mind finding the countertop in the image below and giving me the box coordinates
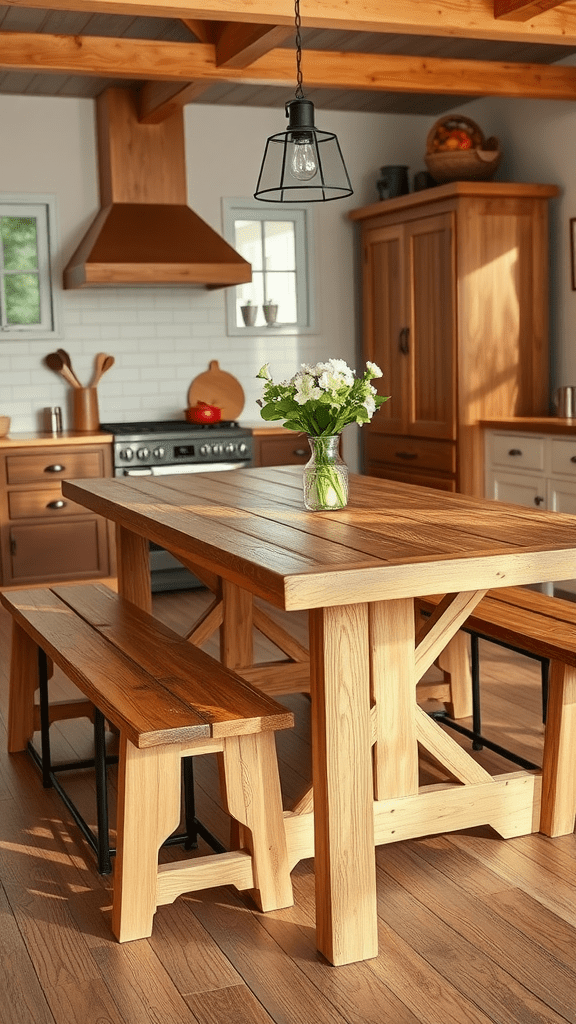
[481,417,576,435]
[0,430,113,449]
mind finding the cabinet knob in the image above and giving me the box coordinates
[395,451,418,460]
[45,464,65,473]
[534,495,545,506]
[508,449,522,457]
[571,456,576,463]
[47,499,66,510]
[293,448,307,457]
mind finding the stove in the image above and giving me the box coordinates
[100,419,254,591]
[100,419,254,476]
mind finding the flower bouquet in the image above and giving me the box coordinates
[257,359,388,510]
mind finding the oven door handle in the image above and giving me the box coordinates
[121,461,251,477]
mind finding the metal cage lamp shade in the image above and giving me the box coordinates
[254,98,353,203]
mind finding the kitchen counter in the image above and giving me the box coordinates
[0,429,113,449]
[480,417,576,435]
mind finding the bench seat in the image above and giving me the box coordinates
[1,583,295,941]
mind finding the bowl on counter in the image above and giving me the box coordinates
[185,403,222,424]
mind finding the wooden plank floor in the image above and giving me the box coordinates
[1,587,576,1024]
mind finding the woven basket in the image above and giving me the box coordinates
[424,115,501,183]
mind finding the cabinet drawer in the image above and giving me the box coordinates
[257,435,310,466]
[551,439,576,478]
[6,449,106,485]
[489,433,545,472]
[8,488,87,520]
[367,464,456,491]
[365,435,456,474]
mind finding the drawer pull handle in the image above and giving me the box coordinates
[399,326,410,355]
[396,451,418,460]
[571,456,576,463]
[45,464,65,473]
[534,495,545,506]
[294,449,307,457]
[508,449,522,457]
[47,500,66,510]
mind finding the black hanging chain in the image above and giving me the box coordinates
[294,0,304,99]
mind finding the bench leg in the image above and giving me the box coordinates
[8,622,39,753]
[112,737,181,942]
[437,630,473,720]
[220,731,293,913]
[540,661,576,838]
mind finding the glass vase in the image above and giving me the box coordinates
[303,435,348,511]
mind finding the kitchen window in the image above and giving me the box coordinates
[0,195,58,339]
[223,198,315,335]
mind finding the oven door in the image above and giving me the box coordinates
[116,458,252,590]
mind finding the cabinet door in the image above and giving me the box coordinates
[255,434,309,466]
[405,213,456,439]
[7,518,110,584]
[363,223,406,435]
[486,470,546,510]
[548,477,576,515]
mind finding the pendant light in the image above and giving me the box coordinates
[254,0,353,203]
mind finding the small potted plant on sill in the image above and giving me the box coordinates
[262,299,278,327]
[240,300,258,327]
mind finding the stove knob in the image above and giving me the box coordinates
[137,447,150,461]
[225,442,235,454]
[152,447,165,459]
[199,444,210,456]
[119,447,134,461]
[212,443,223,456]
[238,442,248,455]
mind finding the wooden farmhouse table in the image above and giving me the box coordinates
[62,466,576,966]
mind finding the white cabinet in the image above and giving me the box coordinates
[485,430,576,594]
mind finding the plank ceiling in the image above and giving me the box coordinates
[2,1,576,115]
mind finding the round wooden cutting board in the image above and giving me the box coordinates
[187,360,245,421]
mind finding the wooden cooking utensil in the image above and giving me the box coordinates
[56,348,82,388]
[91,352,115,386]
[187,360,245,421]
[45,351,80,388]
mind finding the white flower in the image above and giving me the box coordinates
[363,394,376,415]
[294,373,322,405]
[257,363,271,380]
[366,361,383,379]
[318,369,348,394]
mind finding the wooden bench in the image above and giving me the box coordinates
[1,583,295,942]
[416,585,576,836]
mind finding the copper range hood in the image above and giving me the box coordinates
[64,88,252,289]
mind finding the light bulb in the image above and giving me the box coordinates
[290,140,318,181]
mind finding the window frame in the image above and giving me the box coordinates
[0,193,59,341]
[222,197,316,337]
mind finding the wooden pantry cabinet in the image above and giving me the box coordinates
[0,433,115,587]
[349,181,558,496]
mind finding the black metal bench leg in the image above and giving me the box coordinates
[183,756,198,850]
[93,709,112,875]
[37,648,53,788]
[542,658,550,724]
[470,633,483,751]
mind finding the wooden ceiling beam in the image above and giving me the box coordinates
[138,79,212,122]
[494,1,570,20]
[3,33,576,104]
[211,22,293,69]
[5,0,576,46]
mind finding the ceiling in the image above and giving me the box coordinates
[2,0,576,117]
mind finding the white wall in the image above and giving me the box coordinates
[0,94,429,470]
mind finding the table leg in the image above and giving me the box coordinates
[309,602,377,966]
[220,579,253,669]
[115,524,152,612]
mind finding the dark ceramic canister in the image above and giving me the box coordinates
[377,165,409,200]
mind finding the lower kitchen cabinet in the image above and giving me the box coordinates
[0,434,115,587]
[484,426,576,593]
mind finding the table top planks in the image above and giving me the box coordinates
[62,468,576,611]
